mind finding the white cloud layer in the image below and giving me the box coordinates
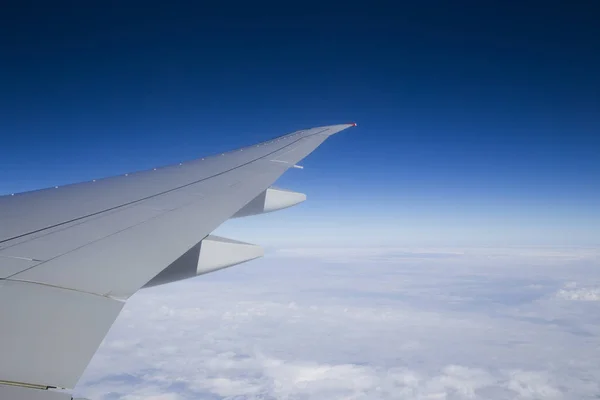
[75,246,600,399]
[557,282,600,301]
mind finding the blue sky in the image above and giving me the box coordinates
[1,2,598,246]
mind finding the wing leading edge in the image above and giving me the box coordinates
[0,123,356,397]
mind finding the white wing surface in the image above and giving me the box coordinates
[0,123,356,399]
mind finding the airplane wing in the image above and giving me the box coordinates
[0,123,356,399]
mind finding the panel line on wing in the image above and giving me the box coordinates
[3,277,126,301]
[0,130,327,246]
[0,255,42,262]
[3,136,321,280]
[3,204,185,280]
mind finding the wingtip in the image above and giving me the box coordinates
[327,122,357,135]
[311,122,357,136]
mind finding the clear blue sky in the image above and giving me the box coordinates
[1,2,598,246]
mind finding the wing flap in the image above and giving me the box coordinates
[0,279,124,389]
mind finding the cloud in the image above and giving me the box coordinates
[271,246,599,272]
[507,370,561,399]
[74,246,600,399]
[122,394,183,400]
[272,247,465,264]
[556,283,600,301]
